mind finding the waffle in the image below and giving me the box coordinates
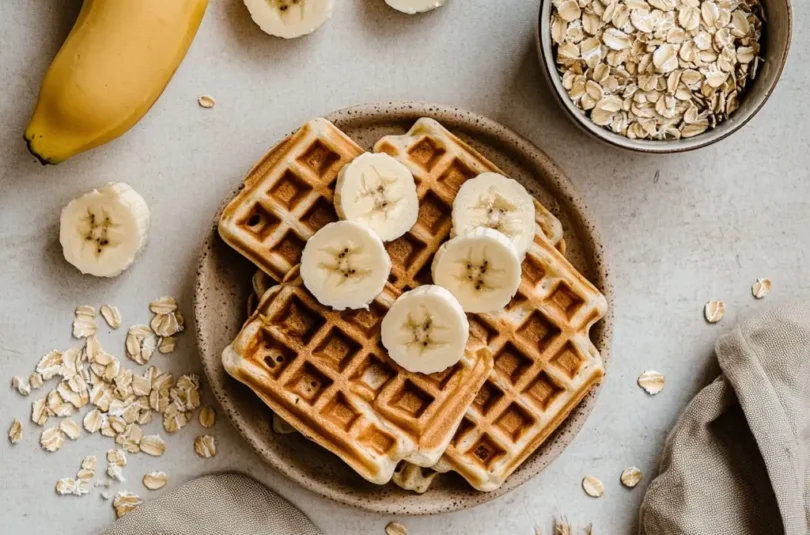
[220,117,605,491]
[218,118,364,282]
[373,118,565,257]
[377,119,607,492]
[223,270,493,485]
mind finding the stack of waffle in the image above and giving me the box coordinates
[218,117,607,492]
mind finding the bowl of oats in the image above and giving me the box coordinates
[537,0,792,152]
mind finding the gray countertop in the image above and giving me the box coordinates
[1,0,808,533]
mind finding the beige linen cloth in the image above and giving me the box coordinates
[640,302,810,535]
[102,472,322,535]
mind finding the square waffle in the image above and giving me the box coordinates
[223,270,494,485]
[218,118,364,282]
[376,120,607,492]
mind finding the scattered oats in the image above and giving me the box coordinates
[78,455,97,481]
[32,398,48,426]
[41,427,65,452]
[199,406,216,429]
[73,305,97,338]
[149,296,178,315]
[126,325,157,365]
[60,419,82,440]
[100,305,122,329]
[37,350,63,380]
[194,435,217,458]
[11,375,31,396]
[107,449,128,482]
[113,491,142,518]
[8,419,22,444]
[163,403,191,433]
[101,490,113,500]
[48,389,75,417]
[752,278,771,299]
[143,471,168,490]
[582,476,605,498]
[132,373,152,397]
[29,372,43,390]
[116,423,144,453]
[704,300,726,323]
[198,95,216,109]
[638,370,666,395]
[621,466,643,488]
[385,521,408,535]
[158,336,176,354]
[140,434,166,457]
[56,478,78,496]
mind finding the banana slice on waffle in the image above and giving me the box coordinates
[300,220,391,310]
[452,172,537,258]
[334,152,419,241]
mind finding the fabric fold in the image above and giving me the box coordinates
[102,472,322,535]
[640,301,810,535]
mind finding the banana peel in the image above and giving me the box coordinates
[25,0,208,165]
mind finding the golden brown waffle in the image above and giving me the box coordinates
[377,119,606,492]
[429,233,607,491]
[373,117,565,258]
[218,118,364,282]
[222,269,494,485]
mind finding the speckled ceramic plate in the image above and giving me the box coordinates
[194,102,613,515]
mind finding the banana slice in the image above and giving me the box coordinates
[59,182,151,278]
[432,228,522,314]
[300,221,391,310]
[334,153,419,242]
[452,172,537,258]
[244,0,333,39]
[381,285,469,375]
[386,0,448,14]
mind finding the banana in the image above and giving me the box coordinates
[300,221,391,310]
[451,172,537,258]
[381,285,469,375]
[244,0,333,39]
[386,0,448,14]
[60,183,151,278]
[431,227,522,314]
[24,0,208,165]
[334,153,419,242]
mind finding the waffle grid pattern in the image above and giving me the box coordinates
[218,118,364,282]
[224,279,493,484]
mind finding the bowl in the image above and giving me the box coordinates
[535,0,792,153]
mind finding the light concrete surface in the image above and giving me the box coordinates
[1,0,808,533]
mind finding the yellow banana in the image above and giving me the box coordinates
[25,0,208,164]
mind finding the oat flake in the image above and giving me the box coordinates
[385,521,408,535]
[143,471,168,490]
[100,305,122,329]
[60,419,82,440]
[752,278,771,299]
[8,419,22,444]
[621,466,643,488]
[638,370,665,395]
[582,476,605,497]
[704,300,726,323]
[199,406,216,429]
[194,435,217,458]
[41,427,65,452]
[113,491,142,518]
[140,434,166,457]
[198,95,216,109]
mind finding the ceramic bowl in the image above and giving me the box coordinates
[535,0,792,153]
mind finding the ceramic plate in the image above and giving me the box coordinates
[194,102,613,515]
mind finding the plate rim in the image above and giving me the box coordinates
[194,101,614,515]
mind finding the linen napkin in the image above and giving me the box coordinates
[639,301,810,535]
[102,472,322,535]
